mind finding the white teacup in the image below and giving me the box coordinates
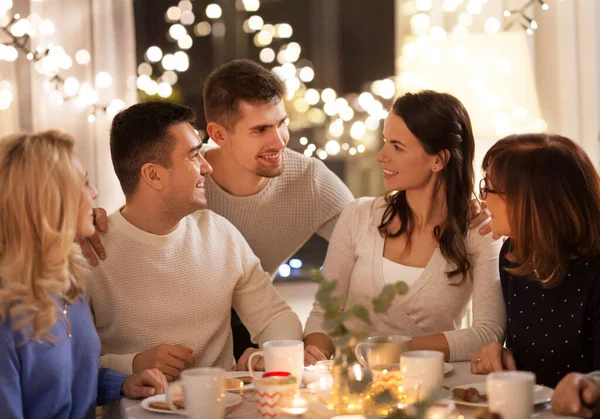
[400,350,444,400]
[248,340,304,382]
[166,367,226,418]
[355,335,412,368]
[487,371,535,419]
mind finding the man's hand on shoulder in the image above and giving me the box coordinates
[78,207,108,266]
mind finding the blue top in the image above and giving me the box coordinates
[501,239,600,387]
[0,295,129,419]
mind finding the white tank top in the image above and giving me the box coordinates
[382,258,425,287]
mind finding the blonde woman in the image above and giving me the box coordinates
[0,131,166,419]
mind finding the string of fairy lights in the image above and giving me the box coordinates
[137,0,555,159]
[0,0,558,137]
[0,1,128,121]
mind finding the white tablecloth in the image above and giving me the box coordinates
[120,362,574,419]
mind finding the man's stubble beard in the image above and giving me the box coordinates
[254,161,285,178]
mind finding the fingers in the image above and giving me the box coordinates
[87,230,106,261]
[157,370,168,394]
[472,360,486,374]
[492,233,502,241]
[468,200,481,225]
[236,348,258,372]
[93,208,108,232]
[503,350,517,371]
[145,368,168,394]
[169,345,195,366]
[470,354,485,374]
[304,346,328,366]
[234,362,250,372]
[165,357,186,371]
[480,348,496,374]
[165,374,175,382]
[581,379,600,406]
[577,407,593,419]
[254,358,265,371]
[79,239,99,266]
[552,373,593,418]
[478,223,492,236]
[304,352,320,366]
[158,363,181,378]
[470,343,505,374]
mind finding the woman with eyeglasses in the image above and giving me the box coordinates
[303,91,506,364]
[470,133,600,390]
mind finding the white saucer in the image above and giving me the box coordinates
[141,392,242,415]
[444,362,454,375]
[451,382,553,407]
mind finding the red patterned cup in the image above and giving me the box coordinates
[255,377,299,419]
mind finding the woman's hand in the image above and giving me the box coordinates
[121,368,168,399]
[304,345,330,365]
[470,342,516,374]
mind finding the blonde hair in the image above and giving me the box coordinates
[0,130,87,342]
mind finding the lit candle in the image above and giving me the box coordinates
[279,393,308,416]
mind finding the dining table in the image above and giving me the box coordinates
[120,362,577,419]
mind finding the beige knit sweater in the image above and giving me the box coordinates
[203,145,355,276]
[304,197,507,361]
[88,209,303,374]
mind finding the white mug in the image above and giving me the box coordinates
[400,350,444,400]
[166,367,226,418]
[248,340,304,381]
[354,335,412,368]
[487,371,535,419]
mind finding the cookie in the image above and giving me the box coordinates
[239,376,254,385]
[227,377,244,390]
[149,399,184,410]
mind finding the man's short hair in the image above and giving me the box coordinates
[203,59,285,131]
[110,101,196,196]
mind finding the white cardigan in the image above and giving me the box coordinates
[304,197,506,361]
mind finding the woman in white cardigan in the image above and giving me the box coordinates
[304,91,506,363]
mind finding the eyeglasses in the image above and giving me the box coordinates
[479,178,505,200]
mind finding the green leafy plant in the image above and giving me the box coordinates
[313,270,444,419]
[312,269,408,365]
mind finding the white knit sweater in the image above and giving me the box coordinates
[304,197,507,362]
[88,209,303,375]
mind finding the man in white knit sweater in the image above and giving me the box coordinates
[88,102,302,390]
[85,60,355,364]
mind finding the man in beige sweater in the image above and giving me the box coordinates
[88,102,302,387]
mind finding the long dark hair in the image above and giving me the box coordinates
[378,91,475,284]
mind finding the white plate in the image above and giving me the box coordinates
[141,392,242,415]
[226,371,263,392]
[444,362,454,375]
[451,381,554,407]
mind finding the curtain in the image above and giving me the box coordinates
[10,0,137,211]
[535,0,600,168]
[394,0,600,168]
